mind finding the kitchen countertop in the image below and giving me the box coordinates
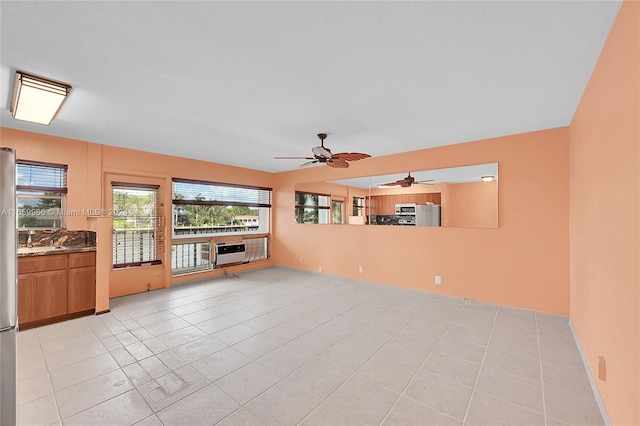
[18,246,97,257]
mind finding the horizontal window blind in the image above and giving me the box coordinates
[173,178,271,207]
[17,160,68,193]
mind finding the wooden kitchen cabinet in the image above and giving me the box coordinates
[18,251,96,330]
[68,252,96,314]
[17,274,35,324]
[33,270,68,320]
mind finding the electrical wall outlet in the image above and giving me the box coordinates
[319,266,323,273]
[299,256,303,263]
[358,266,363,273]
[435,275,442,285]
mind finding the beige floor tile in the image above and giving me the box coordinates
[404,370,472,421]
[110,347,138,368]
[435,336,487,364]
[287,357,352,399]
[256,343,314,379]
[157,325,207,348]
[299,401,365,426]
[123,362,153,387]
[232,331,290,359]
[422,351,481,388]
[156,384,239,425]
[154,349,185,370]
[17,395,59,426]
[212,324,260,345]
[215,361,283,405]
[63,390,152,426]
[488,331,540,360]
[137,365,209,412]
[475,366,543,413]
[192,346,252,382]
[134,414,163,426]
[245,379,323,425]
[327,375,399,426]
[382,396,461,426]
[357,350,422,393]
[544,384,605,425]
[465,392,544,426]
[17,270,604,426]
[42,340,107,371]
[216,408,265,426]
[17,372,53,405]
[50,352,119,391]
[542,360,594,398]
[194,315,238,334]
[181,308,222,325]
[445,324,491,346]
[17,354,47,381]
[173,335,227,363]
[483,347,541,382]
[56,369,133,419]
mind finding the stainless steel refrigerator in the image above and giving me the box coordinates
[0,147,17,425]
[415,204,441,227]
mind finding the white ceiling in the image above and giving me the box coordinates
[0,1,621,173]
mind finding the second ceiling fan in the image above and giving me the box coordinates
[274,133,371,168]
[378,172,434,188]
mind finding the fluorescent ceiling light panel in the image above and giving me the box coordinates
[11,72,71,125]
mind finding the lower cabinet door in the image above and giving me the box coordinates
[18,274,35,324]
[33,270,68,321]
[68,267,96,313]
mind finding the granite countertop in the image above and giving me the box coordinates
[18,229,97,257]
[18,246,96,257]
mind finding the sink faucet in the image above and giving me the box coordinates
[26,230,33,248]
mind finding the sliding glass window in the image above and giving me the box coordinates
[172,178,271,236]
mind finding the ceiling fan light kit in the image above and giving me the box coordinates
[275,133,370,169]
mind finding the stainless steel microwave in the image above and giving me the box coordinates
[395,203,416,215]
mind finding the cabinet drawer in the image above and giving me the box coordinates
[19,254,68,274]
[69,252,96,268]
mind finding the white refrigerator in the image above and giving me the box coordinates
[0,147,17,425]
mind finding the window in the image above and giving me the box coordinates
[112,184,162,268]
[172,240,211,274]
[352,197,365,216]
[295,192,330,224]
[331,200,343,224]
[172,179,271,236]
[16,160,67,229]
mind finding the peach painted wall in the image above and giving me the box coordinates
[568,1,639,424]
[1,127,275,310]
[447,181,498,228]
[273,127,570,315]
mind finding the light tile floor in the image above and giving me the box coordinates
[17,267,605,426]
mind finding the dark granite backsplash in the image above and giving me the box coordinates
[18,229,96,248]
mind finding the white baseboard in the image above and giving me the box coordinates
[569,319,611,426]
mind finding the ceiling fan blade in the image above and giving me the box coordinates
[274,156,315,160]
[331,152,371,161]
[312,146,332,158]
[327,159,349,168]
[299,160,320,168]
[415,179,435,185]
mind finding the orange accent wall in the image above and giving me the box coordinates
[569,1,640,424]
[273,127,570,315]
[447,181,498,228]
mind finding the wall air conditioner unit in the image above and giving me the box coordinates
[215,243,246,266]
